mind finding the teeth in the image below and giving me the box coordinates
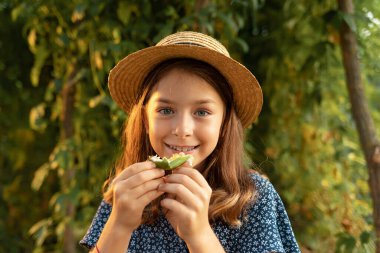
[169,145,195,152]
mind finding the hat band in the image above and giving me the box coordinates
[173,42,205,47]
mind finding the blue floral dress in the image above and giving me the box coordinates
[80,173,300,252]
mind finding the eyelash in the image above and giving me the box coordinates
[157,108,211,117]
[195,110,210,117]
[158,108,174,115]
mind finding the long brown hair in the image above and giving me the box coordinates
[104,59,256,226]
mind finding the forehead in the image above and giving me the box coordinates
[157,68,216,92]
[148,68,224,105]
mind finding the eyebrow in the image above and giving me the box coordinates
[156,98,217,105]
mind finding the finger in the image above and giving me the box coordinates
[113,161,156,183]
[160,197,187,214]
[163,174,202,196]
[125,168,165,189]
[134,177,165,199]
[138,189,165,207]
[112,178,163,205]
[182,160,192,167]
[162,177,176,200]
[173,166,211,190]
[158,182,195,206]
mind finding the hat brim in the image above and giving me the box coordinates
[108,44,263,128]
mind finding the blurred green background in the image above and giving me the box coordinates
[1,0,379,252]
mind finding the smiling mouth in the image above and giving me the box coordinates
[167,144,198,152]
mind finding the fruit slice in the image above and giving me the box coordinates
[149,153,193,170]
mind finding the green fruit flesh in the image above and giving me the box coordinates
[149,155,192,170]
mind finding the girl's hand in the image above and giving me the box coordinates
[108,161,165,231]
[158,165,213,245]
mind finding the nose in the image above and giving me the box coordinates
[171,113,194,138]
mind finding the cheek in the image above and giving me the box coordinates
[147,119,169,138]
[200,120,223,142]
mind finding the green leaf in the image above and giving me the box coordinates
[11,3,26,21]
[235,38,249,53]
[360,231,371,244]
[28,218,52,246]
[88,94,105,108]
[31,163,50,191]
[117,2,138,25]
[30,46,50,86]
[335,232,356,253]
[29,103,48,132]
[49,192,65,213]
[55,220,66,238]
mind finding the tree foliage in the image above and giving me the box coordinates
[0,0,379,252]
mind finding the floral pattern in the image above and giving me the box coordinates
[80,174,300,253]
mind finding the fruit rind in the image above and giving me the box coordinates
[149,153,193,170]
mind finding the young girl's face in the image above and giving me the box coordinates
[144,68,225,170]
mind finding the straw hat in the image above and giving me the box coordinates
[108,31,263,128]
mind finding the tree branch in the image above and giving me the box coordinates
[61,67,77,253]
[337,0,380,251]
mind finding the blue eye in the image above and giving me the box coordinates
[158,108,173,115]
[195,110,210,117]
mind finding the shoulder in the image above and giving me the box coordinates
[246,172,287,218]
[249,171,270,186]
[249,172,277,198]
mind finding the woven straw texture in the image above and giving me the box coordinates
[108,31,263,128]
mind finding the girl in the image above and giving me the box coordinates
[80,31,300,253]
